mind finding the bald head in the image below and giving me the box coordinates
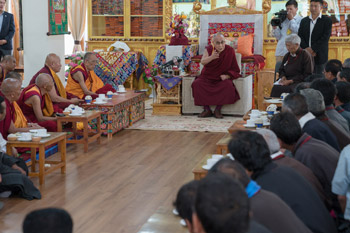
[1,78,22,102]
[1,55,16,71]
[211,33,226,53]
[35,73,54,88]
[212,32,225,41]
[83,52,96,62]
[45,53,59,65]
[45,53,62,73]
[2,55,15,63]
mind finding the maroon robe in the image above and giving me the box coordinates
[0,91,14,139]
[17,84,57,132]
[192,45,241,106]
[30,65,78,109]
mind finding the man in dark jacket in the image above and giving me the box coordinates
[0,0,15,55]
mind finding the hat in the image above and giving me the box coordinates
[300,88,325,114]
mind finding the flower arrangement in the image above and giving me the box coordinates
[65,53,84,78]
[142,65,158,85]
[167,14,189,36]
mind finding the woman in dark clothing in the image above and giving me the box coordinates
[271,34,313,97]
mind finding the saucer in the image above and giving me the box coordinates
[18,138,31,142]
[202,165,211,170]
[243,124,256,128]
[263,122,270,126]
[94,101,106,104]
[37,134,51,138]
[118,90,127,93]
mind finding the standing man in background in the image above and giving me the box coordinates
[273,0,302,63]
[298,0,332,74]
[0,0,14,56]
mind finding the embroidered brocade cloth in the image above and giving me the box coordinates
[94,51,149,90]
[153,75,182,90]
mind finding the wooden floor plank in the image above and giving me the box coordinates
[0,130,224,233]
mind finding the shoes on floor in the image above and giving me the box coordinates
[214,109,223,119]
[198,109,213,118]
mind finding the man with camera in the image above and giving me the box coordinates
[298,0,332,74]
[272,0,302,63]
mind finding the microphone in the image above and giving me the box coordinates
[161,57,183,68]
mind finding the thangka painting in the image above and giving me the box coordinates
[48,0,68,35]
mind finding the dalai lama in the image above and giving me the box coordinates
[192,33,241,119]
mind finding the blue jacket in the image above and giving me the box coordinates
[0,11,15,51]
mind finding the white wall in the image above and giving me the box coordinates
[22,0,65,86]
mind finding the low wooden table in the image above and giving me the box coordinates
[192,154,212,180]
[57,110,102,153]
[216,133,231,155]
[6,132,67,185]
[82,90,146,138]
[227,120,251,134]
[262,98,282,111]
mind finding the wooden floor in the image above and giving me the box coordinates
[0,130,224,233]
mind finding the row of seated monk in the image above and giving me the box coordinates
[0,52,116,145]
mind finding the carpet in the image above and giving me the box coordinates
[127,100,239,133]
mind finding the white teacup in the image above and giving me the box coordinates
[246,119,255,126]
[20,132,32,140]
[98,94,106,99]
[250,114,261,120]
[251,109,260,115]
[95,97,103,103]
[212,154,224,160]
[37,129,47,136]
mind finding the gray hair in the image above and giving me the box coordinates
[285,34,301,45]
[256,128,281,154]
[343,58,350,68]
[212,32,225,41]
[300,88,325,115]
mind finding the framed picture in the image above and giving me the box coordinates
[48,0,69,35]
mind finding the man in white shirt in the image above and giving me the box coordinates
[273,0,302,63]
[298,0,332,74]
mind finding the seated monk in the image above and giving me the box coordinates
[17,74,57,132]
[65,52,115,99]
[30,53,81,110]
[0,78,42,139]
[192,33,241,119]
[5,71,22,82]
[0,55,16,85]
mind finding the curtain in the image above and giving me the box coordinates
[67,0,87,53]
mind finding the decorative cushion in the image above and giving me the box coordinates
[237,34,254,57]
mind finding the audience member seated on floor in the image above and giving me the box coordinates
[337,67,350,83]
[334,81,350,127]
[4,71,22,82]
[17,74,57,132]
[23,208,72,233]
[270,112,340,213]
[30,53,81,110]
[294,82,311,93]
[282,93,340,151]
[256,128,328,207]
[343,58,350,68]
[0,78,42,139]
[335,79,350,111]
[65,52,115,99]
[270,34,313,97]
[0,55,16,84]
[0,95,17,156]
[209,158,312,233]
[301,88,350,150]
[228,130,337,233]
[193,173,272,233]
[174,180,199,232]
[311,78,349,132]
[323,59,342,83]
[175,176,272,233]
[0,151,41,200]
[191,33,241,119]
[332,145,350,221]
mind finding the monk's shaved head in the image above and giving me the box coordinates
[35,73,54,87]
[1,78,21,95]
[212,33,225,42]
[5,71,22,81]
[84,52,96,62]
[2,55,15,63]
[45,53,59,65]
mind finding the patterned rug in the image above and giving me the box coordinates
[127,100,239,133]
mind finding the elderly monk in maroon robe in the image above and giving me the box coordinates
[0,78,42,139]
[0,55,16,85]
[192,33,241,118]
[17,74,57,132]
[30,53,81,110]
